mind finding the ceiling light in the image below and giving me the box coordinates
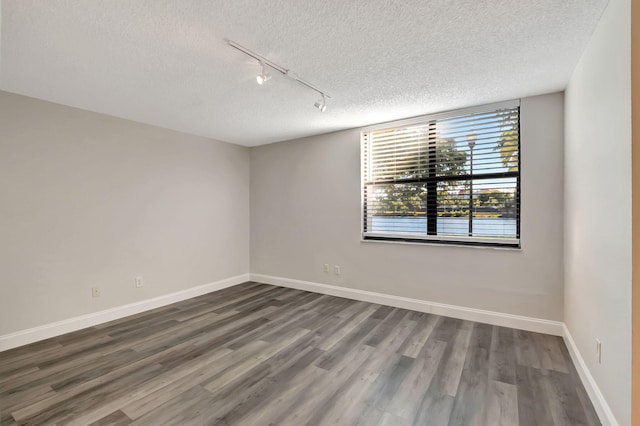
[314,94,327,112]
[256,62,271,85]
[226,39,332,111]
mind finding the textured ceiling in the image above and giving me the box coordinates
[0,0,607,146]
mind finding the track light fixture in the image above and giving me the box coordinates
[314,94,327,112]
[226,39,331,112]
[256,62,271,85]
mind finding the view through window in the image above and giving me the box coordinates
[361,101,520,247]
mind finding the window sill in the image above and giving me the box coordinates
[360,237,522,251]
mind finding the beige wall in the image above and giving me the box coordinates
[564,0,632,424]
[0,91,250,335]
[633,0,640,421]
[250,92,565,321]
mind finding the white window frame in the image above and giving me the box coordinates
[360,99,521,248]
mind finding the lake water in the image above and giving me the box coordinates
[371,216,517,237]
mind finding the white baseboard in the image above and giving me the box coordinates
[0,273,250,352]
[250,273,564,336]
[562,324,618,426]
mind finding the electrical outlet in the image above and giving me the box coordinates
[334,265,341,275]
[135,276,144,288]
[323,264,329,273]
[596,339,602,364]
[92,287,101,298]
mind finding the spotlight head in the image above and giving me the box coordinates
[314,101,327,112]
[256,72,271,85]
[256,62,271,85]
[314,95,327,112]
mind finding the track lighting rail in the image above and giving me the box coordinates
[225,39,331,111]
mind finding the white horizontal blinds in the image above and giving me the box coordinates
[361,131,372,233]
[368,123,431,183]
[361,102,520,245]
[435,108,519,176]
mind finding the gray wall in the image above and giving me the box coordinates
[0,91,250,335]
[564,0,631,423]
[251,92,565,321]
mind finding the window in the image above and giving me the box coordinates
[361,100,520,247]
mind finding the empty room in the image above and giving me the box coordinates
[0,0,637,425]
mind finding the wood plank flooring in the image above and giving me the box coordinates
[0,282,600,425]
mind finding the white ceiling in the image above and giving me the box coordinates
[0,0,607,146]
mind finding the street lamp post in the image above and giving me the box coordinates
[467,131,477,237]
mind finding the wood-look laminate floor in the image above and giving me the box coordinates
[0,282,600,426]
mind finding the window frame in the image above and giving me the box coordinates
[360,99,521,248]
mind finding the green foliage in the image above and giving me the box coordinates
[495,110,519,172]
[436,138,467,176]
[372,183,427,215]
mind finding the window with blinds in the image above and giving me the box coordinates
[361,100,520,247]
